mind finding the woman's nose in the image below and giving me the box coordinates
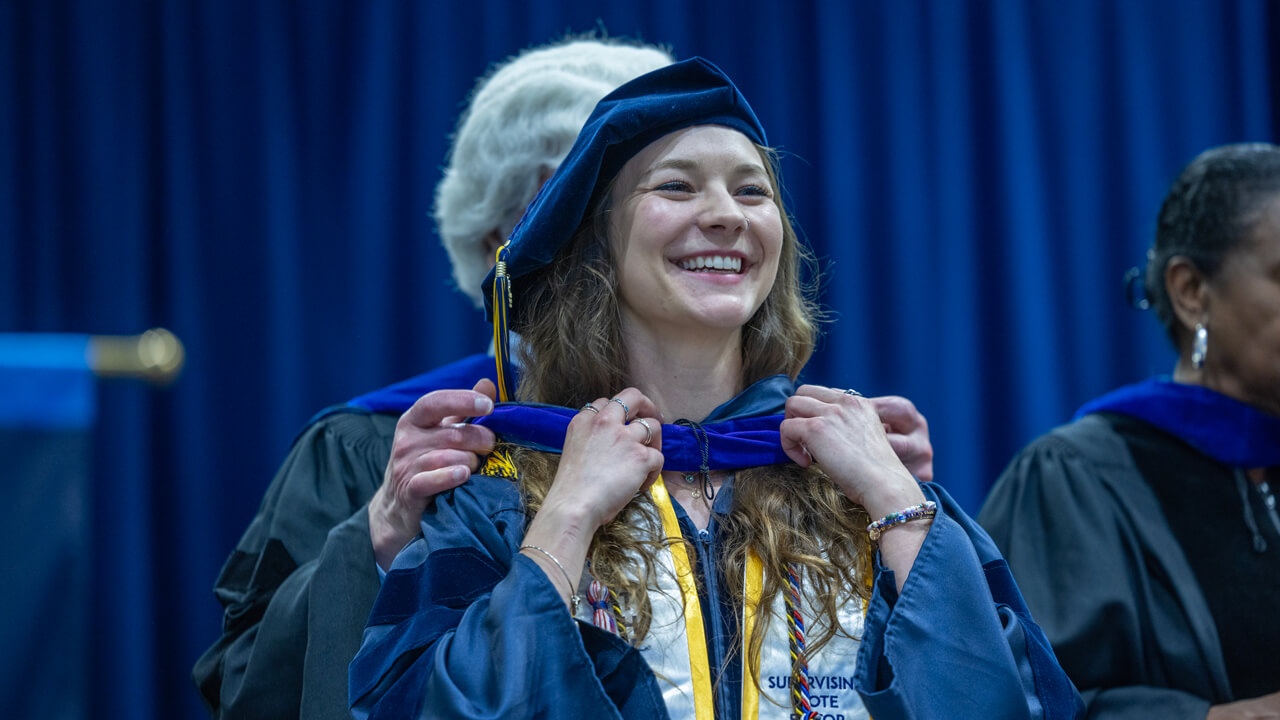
[698,189,747,234]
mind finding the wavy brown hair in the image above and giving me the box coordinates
[508,144,873,689]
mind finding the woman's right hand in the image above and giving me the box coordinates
[519,388,663,610]
[540,387,665,534]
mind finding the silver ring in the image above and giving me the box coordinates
[633,417,653,445]
[581,403,599,414]
[743,216,751,232]
[844,388,863,397]
[610,398,630,419]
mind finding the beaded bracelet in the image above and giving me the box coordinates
[867,500,938,541]
[519,544,582,615]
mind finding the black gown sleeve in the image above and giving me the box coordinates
[978,419,1218,720]
[192,410,396,720]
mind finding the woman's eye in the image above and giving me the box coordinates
[655,181,693,193]
[737,184,770,197]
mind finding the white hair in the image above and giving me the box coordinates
[434,37,674,308]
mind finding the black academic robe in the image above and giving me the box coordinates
[193,409,393,720]
[193,352,501,720]
[978,412,1269,719]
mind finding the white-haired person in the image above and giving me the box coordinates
[192,37,673,720]
[350,58,1080,720]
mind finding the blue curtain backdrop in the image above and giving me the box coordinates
[2,1,1275,719]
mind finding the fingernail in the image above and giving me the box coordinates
[475,397,493,414]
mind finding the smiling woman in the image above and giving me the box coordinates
[349,58,1082,720]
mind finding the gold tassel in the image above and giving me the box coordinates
[491,244,514,402]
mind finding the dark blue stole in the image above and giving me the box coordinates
[473,405,792,473]
[470,374,798,473]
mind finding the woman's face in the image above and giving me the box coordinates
[608,126,783,342]
[1201,191,1280,416]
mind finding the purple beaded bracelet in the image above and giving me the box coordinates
[867,500,938,541]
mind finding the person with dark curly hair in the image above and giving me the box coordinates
[981,143,1280,719]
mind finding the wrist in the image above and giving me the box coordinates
[534,495,600,543]
[518,544,583,615]
[369,488,417,571]
[860,481,927,523]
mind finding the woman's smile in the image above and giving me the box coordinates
[675,251,746,274]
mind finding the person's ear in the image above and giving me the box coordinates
[1165,255,1209,333]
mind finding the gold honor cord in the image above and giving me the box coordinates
[650,478,766,720]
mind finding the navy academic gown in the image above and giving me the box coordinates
[350,376,1082,720]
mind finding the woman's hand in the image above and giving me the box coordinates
[780,385,929,590]
[520,387,663,610]
[540,387,665,535]
[780,385,923,518]
[369,379,498,571]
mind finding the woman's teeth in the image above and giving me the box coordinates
[678,256,742,273]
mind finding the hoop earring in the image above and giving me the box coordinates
[1191,323,1208,370]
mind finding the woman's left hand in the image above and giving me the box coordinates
[779,384,925,519]
[782,385,931,590]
